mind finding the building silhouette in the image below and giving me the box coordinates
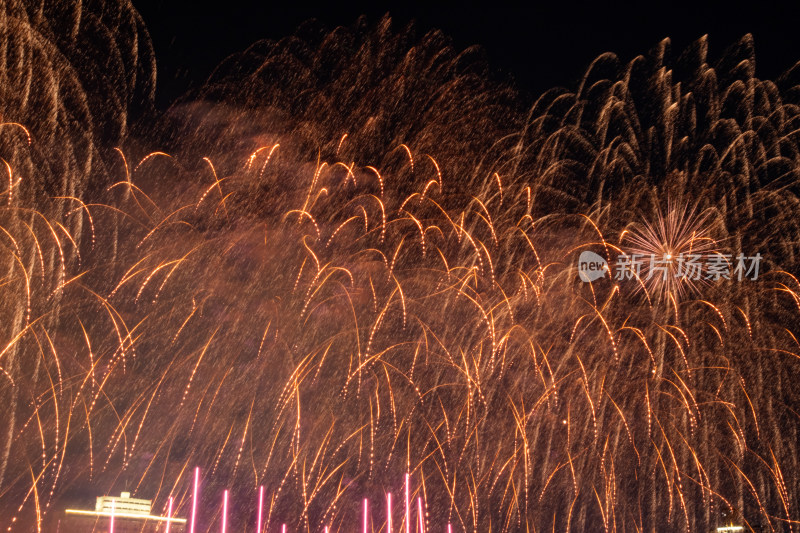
[62,492,186,532]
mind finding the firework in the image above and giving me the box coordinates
[0,4,798,533]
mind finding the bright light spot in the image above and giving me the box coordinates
[65,510,186,524]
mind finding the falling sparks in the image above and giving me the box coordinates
[0,4,797,533]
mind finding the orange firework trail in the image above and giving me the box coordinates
[0,2,799,532]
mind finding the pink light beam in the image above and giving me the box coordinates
[221,490,228,533]
[190,467,200,533]
[165,497,174,533]
[109,498,115,533]
[256,486,264,533]
[405,474,410,533]
[387,492,393,533]
[417,497,424,533]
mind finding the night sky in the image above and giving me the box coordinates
[134,0,800,108]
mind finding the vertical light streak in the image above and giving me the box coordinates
[190,467,200,533]
[386,492,393,533]
[417,497,424,533]
[363,498,368,533]
[108,498,115,533]
[165,497,174,533]
[405,474,410,533]
[256,485,264,533]
[221,490,228,533]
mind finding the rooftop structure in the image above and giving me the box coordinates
[63,492,186,532]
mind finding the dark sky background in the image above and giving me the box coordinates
[133,1,800,108]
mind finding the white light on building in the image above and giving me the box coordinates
[65,491,186,530]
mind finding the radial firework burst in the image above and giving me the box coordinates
[619,203,720,300]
